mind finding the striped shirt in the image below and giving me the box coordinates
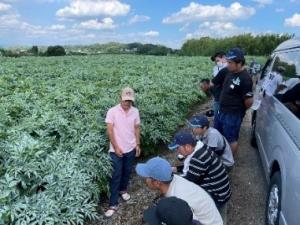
[183,144,231,205]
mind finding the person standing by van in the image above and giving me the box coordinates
[214,48,253,156]
[210,52,228,116]
[211,52,227,77]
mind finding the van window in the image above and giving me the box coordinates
[272,51,299,80]
[274,49,300,118]
[260,57,273,80]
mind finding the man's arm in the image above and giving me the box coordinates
[243,75,254,109]
[184,158,206,184]
[107,123,123,157]
[135,124,141,157]
[207,135,224,156]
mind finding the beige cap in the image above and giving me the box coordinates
[121,87,135,102]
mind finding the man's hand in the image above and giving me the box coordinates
[244,97,254,109]
[172,167,177,173]
[135,145,141,157]
[115,147,123,157]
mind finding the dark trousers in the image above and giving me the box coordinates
[214,111,245,143]
[109,150,136,207]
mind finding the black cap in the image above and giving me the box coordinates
[211,51,226,62]
[143,197,194,225]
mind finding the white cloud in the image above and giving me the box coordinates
[56,0,130,18]
[252,0,273,7]
[179,23,190,32]
[74,18,116,30]
[140,30,159,37]
[285,13,300,27]
[162,2,255,24]
[49,24,66,30]
[0,2,11,12]
[129,15,150,24]
[185,21,250,39]
[0,14,20,29]
[0,14,49,37]
[36,0,69,3]
[200,21,237,30]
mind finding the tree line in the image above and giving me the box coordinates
[180,33,294,56]
[0,33,295,57]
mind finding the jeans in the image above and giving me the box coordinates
[214,111,245,143]
[213,100,220,115]
[213,100,220,123]
[109,149,136,207]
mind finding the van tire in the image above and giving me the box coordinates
[265,172,282,225]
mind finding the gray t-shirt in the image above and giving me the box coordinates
[198,127,234,167]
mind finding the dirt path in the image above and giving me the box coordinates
[92,104,267,225]
[227,111,267,225]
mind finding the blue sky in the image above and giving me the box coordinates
[0,0,300,48]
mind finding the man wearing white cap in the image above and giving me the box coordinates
[105,87,141,217]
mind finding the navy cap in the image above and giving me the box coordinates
[143,197,194,225]
[168,131,196,151]
[188,115,209,128]
[226,48,245,61]
[136,157,173,182]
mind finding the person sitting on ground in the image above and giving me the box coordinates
[143,196,202,225]
[136,157,223,225]
[168,131,231,207]
[188,115,234,169]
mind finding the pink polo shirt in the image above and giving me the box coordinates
[105,104,141,154]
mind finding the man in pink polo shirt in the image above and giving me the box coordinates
[104,87,141,217]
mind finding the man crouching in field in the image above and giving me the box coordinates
[104,87,141,217]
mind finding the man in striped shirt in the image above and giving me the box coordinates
[169,131,231,207]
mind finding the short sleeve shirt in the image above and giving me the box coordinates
[219,69,253,114]
[201,128,234,167]
[105,104,140,153]
[211,67,229,101]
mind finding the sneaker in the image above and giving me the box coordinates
[104,206,118,218]
[120,192,131,201]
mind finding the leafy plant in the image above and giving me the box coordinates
[0,55,210,224]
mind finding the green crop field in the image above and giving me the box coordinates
[0,55,214,225]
